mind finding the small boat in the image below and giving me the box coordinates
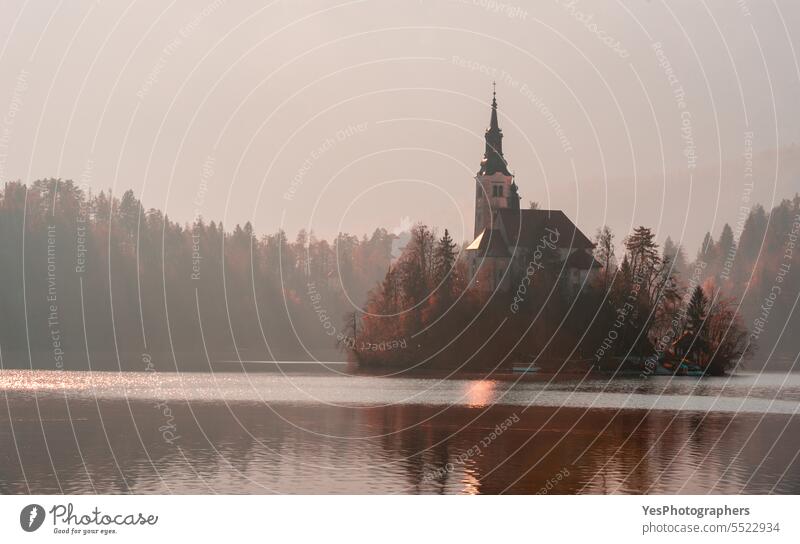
[656,360,705,377]
[653,364,674,376]
[512,365,541,374]
[685,364,705,377]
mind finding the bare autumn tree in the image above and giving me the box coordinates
[704,294,750,375]
[593,225,615,289]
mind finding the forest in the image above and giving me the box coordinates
[0,178,797,373]
[354,197,800,374]
[0,178,393,371]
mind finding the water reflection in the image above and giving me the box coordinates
[463,380,497,408]
[1,392,799,494]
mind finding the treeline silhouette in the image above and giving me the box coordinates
[692,196,800,368]
[1,179,797,373]
[353,197,800,373]
[0,179,394,371]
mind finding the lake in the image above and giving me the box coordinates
[1,367,799,494]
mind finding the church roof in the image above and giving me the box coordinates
[497,209,595,250]
[465,228,511,257]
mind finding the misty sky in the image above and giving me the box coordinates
[1,0,799,253]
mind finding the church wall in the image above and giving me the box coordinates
[474,172,514,237]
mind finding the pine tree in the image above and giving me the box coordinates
[434,229,457,284]
[696,232,716,266]
[620,254,631,282]
[738,205,767,262]
[624,226,659,281]
[117,189,143,243]
[662,236,687,278]
[718,224,735,258]
[686,285,708,336]
[397,224,435,330]
[432,229,458,312]
[717,223,735,279]
[678,285,710,365]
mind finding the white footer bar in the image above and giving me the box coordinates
[2,495,798,543]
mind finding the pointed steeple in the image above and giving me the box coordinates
[479,82,511,176]
[489,82,500,132]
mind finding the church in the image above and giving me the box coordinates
[465,87,598,294]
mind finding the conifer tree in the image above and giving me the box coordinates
[624,226,659,280]
[434,229,457,284]
[686,285,708,337]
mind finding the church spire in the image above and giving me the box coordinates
[489,81,499,132]
[478,82,511,176]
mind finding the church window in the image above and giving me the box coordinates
[492,185,503,197]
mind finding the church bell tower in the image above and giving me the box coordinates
[474,83,519,238]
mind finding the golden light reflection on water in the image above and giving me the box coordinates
[464,380,497,408]
[460,468,481,495]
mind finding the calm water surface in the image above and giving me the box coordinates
[1,367,799,494]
